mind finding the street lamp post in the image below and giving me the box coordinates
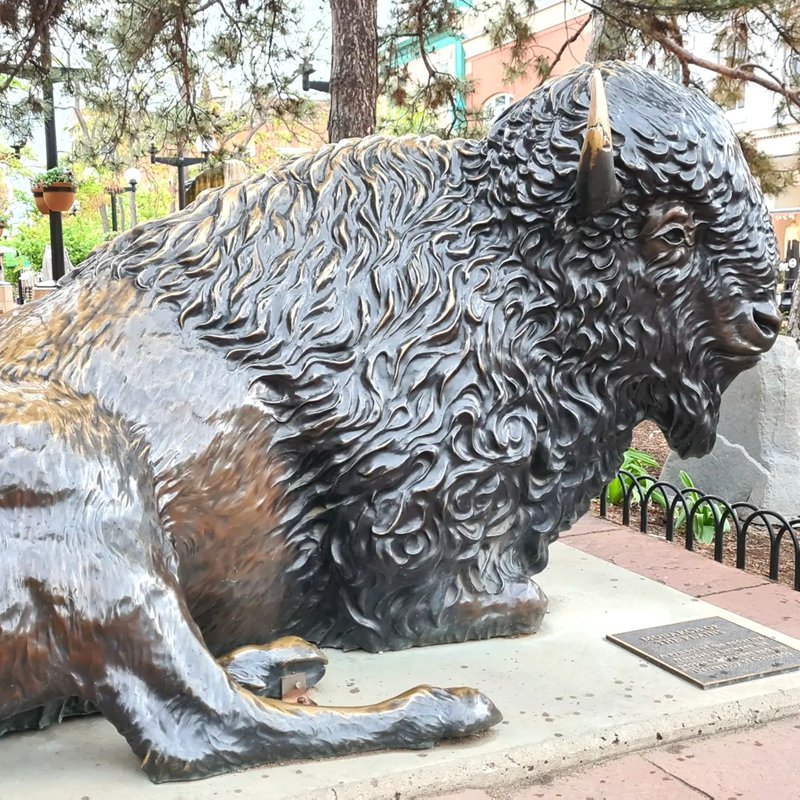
[0,16,87,281]
[105,168,141,233]
[124,167,140,227]
[105,187,119,232]
[149,141,210,211]
[301,61,331,93]
[40,24,65,281]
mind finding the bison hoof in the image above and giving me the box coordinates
[218,636,328,698]
[400,685,503,748]
[442,579,548,641]
[502,579,548,634]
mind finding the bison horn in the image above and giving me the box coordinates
[576,69,623,215]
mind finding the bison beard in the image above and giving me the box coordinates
[0,62,778,779]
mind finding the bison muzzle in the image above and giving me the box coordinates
[0,62,779,780]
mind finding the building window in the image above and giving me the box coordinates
[482,93,514,123]
[717,80,746,111]
[714,21,748,111]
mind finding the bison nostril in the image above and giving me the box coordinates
[751,302,781,340]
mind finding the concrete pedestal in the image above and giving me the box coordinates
[32,282,58,301]
[1,544,799,800]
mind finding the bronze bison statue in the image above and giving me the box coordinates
[0,62,779,781]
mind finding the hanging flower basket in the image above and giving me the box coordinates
[43,181,78,213]
[31,184,49,215]
[35,167,79,214]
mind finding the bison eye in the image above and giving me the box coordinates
[641,204,695,266]
[659,225,688,247]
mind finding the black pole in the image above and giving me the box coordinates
[150,142,207,211]
[110,193,118,232]
[177,162,187,210]
[128,181,138,226]
[41,24,65,281]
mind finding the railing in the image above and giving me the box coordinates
[598,470,800,591]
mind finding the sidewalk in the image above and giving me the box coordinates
[563,516,800,640]
[2,514,799,800]
[424,515,800,800]
[428,717,800,799]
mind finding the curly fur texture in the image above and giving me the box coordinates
[64,62,777,650]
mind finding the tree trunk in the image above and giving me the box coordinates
[328,0,377,142]
[585,2,629,62]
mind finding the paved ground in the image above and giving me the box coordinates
[2,515,799,799]
[427,716,800,799]
[563,517,800,639]
[423,516,800,800]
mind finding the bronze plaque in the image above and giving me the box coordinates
[607,616,800,689]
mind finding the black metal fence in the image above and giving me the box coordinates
[598,470,800,591]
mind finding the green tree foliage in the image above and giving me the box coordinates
[382,1,799,118]
[2,1,799,182]
[379,0,800,185]
[3,211,105,282]
[0,0,326,163]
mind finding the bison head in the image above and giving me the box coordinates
[483,61,779,459]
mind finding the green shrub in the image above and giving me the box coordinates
[62,217,106,264]
[605,451,731,545]
[2,254,23,284]
[605,448,660,505]
[4,214,105,277]
[4,221,47,275]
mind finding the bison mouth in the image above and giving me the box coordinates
[657,298,780,458]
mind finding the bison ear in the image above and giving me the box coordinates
[575,69,623,216]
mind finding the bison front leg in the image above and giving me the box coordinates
[0,385,501,780]
[433,528,551,643]
[92,577,501,782]
[0,638,329,737]
[325,484,551,651]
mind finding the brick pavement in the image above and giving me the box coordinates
[422,515,800,800]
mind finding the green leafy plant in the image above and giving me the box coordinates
[605,448,660,505]
[605,453,732,545]
[61,217,105,264]
[4,220,48,271]
[2,251,21,283]
[35,167,77,188]
[671,470,732,545]
[3,214,105,279]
